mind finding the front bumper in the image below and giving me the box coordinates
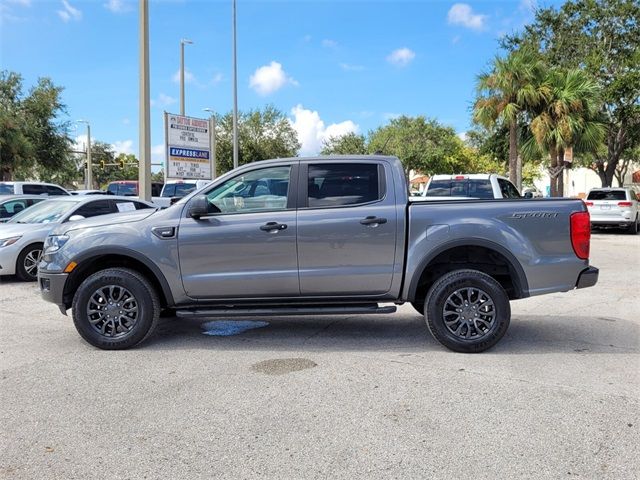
[576,266,599,289]
[38,271,69,315]
[0,244,19,276]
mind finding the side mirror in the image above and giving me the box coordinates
[188,195,210,219]
[68,214,85,222]
[523,192,533,199]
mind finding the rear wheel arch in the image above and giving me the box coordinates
[63,249,174,309]
[407,239,529,305]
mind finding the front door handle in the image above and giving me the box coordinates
[260,222,287,232]
[360,216,387,226]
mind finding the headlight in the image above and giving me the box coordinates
[0,236,22,248]
[43,234,70,255]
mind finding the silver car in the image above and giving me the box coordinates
[0,196,155,281]
[585,187,640,234]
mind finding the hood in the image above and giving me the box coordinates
[56,209,158,235]
[0,222,53,238]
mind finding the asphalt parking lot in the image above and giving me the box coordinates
[1,231,638,479]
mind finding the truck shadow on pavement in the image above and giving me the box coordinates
[141,313,638,355]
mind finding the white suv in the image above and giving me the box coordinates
[585,187,639,234]
[0,182,70,196]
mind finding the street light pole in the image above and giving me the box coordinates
[180,38,193,116]
[232,0,239,169]
[203,108,217,179]
[139,0,151,201]
[76,120,92,189]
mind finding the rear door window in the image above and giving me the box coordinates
[73,200,114,218]
[307,163,381,207]
[497,179,521,199]
[0,184,14,194]
[45,185,68,196]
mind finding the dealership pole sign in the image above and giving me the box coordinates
[164,112,213,179]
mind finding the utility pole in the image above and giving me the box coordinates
[232,0,239,169]
[139,0,151,201]
[76,120,92,189]
[180,38,193,116]
[203,108,217,179]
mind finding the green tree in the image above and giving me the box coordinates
[0,71,71,181]
[215,105,300,175]
[321,132,367,155]
[368,116,469,177]
[473,48,548,190]
[504,0,640,187]
[523,68,605,196]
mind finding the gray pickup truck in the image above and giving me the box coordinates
[38,155,598,352]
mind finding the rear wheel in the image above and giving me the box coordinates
[16,243,43,281]
[72,268,160,350]
[425,269,510,353]
[628,216,639,235]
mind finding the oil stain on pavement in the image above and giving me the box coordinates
[251,358,317,375]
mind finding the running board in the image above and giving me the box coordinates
[176,303,396,318]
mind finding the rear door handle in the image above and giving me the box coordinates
[260,222,287,232]
[360,216,387,226]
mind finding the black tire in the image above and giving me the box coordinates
[411,301,425,316]
[425,269,510,353]
[72,268,160,350]
[16,243,43,282]
[627,216,639,235]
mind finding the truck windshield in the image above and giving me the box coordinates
[8,200,77,224]
[426,179,493,199]
[161,183,196,197]
[107,183,137,196]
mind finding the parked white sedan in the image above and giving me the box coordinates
[585,187,640,234]
[0,196,155,281]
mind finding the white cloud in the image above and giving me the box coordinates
[172,68,195,84]
[58,0,81,22]
[210,72,223,85]
[151,144,165,164]
[150,93,176,108]
[447,3,487,31]
[520,0,537,13]
[7,0,31,6]
[104,0,130,13]
[289,104,359,156]
[249,61,297,96]
[72,135,88,152]
[383,112,401,121]
[457,131,468,142]
[112,139,134,155]
[340,63,364,72]
[386,47,415,67]
[322,39,338,48]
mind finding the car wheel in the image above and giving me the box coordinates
[628,216,639,235]
[16,243,43,282]
[411,301,425,316]
[424,269,510,353]
[72,268,160,350]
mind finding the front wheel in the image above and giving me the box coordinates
[425,269,510,353]
[16,243,43,281]
[72,268,160,350]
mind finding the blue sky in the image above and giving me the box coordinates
[1,0,558,165]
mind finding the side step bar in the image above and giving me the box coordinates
[176,303,397,318]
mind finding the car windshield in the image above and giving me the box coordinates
[8,200,76,224]
[0,183,14,195]
[587,190,626,201]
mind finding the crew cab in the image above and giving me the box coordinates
[38,156,598,352]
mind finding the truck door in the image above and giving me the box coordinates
[178,164,299,299]
[296,161,398,295]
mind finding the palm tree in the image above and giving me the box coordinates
[524,68,605,197]
[474,48,548,190]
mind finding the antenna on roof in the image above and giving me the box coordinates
[373,132,393,155]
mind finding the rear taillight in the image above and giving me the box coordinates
[618,201,632,207]
[570,211,590,260]
[585,201,594,207]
